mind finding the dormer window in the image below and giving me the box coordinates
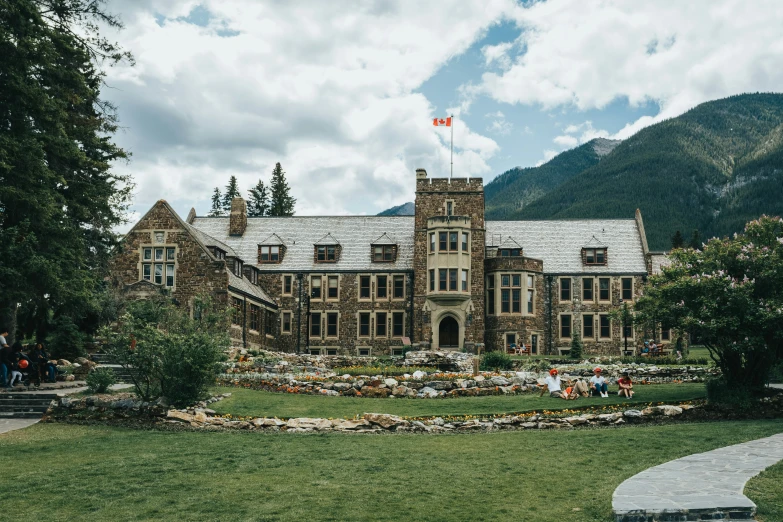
[373,245,396,262]
[259,245,280,263]
[316,245,337,263]
[249,268,258,285]
[232,259,243,276]
[213,248,226,260]
[499,248,521,257]
[583,248,607,266]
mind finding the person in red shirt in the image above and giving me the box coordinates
[617,372,634,398]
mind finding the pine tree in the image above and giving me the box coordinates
[247,179,269,217]
[569,329,583,360]
[208,188,224,216]
[671,230,684,249]
[222,176,241,213]
[689,230,701,250]
[269,163,296,216]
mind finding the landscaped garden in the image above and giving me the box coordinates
[1,420,781,521]
[211,382,707,419]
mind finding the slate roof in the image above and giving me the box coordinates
[485,220,647,274]
[649,252,671,275]
[228,271,275,305]
[190,216,415,272]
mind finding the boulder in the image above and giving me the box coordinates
[490,376,510,386]
[565,416,589,426]
[418,387,438,398]
[623,409,643,418]
[424,381,452,391]
[656,405,684,416]
[319,389,339,396]
[286,418,332,430]
[332,383,352,392]
[331,419,369,430]
[363,413,408,429]
[412,370,427,379]
[384,378,398,387]
[167,410,194,422]
[193,411,208,423]
[252,418,286,427]
[391,386,409,397]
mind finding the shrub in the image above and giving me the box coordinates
[45,316,89,360]
[333,365,437,377]
[102,294,229,407]
[706,376,753,409]
[480,351,513,371]
[85,367,116,394]
[570,330,583,360]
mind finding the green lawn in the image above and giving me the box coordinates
[1,420,782,521]
[745,458,783,522]
[212,382,706,419]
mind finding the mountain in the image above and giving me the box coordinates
[509,93,783,250]
[377,201,414,216]
[485,138,620,219]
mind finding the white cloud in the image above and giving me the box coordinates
[535,149,559,166]
[552,135,578,147]
[481,41,514,70]
[551,120,609,152]
[101,0,517,220]
[470,0,783,138]
[485,110,513,135]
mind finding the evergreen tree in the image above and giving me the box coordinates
[569,329,583,360]
[0,0,133,342]
[689,230,701,250]
[208,188,224,216]
[222,175,241,213]
[247,179,269,217]
[671,230,684,249]
[269,163,296,216]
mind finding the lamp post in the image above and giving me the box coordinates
[621,300,629,354]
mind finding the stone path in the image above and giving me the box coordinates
[613,432,783,521]
[0,418,40,434]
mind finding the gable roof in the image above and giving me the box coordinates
[497,236,523,250]
[485,220,647,274]
[259,233,286,246]
[190,216,415,272]
[372,232,397,245]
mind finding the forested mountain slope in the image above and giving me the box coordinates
[485,138,619,219]
[510,93,783,250]
[377,201,414,216]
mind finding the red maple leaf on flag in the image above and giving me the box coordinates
[433,117,452,127]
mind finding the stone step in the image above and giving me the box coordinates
[0,399,57,407]
[0,411,44,419]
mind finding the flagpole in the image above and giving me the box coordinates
[450,114,454,180]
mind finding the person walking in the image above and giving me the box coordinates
[590,367,609,397]
[0,328,13,389]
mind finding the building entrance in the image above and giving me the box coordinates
[438,316,459,348]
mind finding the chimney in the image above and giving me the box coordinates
[229,197,247,236]
[416,168,427,179]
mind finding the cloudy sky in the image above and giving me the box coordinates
[101,0,783,224]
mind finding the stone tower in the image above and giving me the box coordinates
[412,169,485,351]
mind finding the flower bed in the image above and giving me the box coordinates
[332,365,438,377]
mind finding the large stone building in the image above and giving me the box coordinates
[110,169,667,355]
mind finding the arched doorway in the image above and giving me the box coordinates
[439,316,460,348]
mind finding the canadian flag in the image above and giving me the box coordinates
[433,117,452,127]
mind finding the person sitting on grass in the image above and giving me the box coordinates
[590,367,609,398]
[617,372,634,398]
[542,368,574,400]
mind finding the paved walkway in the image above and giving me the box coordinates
[613,433,783,521]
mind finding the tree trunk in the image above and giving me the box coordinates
[0,302,18,345]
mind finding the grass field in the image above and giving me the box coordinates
[745,458,783,522]
[212,382,706,419]
[1,420,781,521]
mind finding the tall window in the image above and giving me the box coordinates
[439,232,447,251]
[661,328,671,341]
[461,270,468,292]
[446,201,453,216]
[315,245,337,262]
[310,312,321,337]
[259,245,280,263]
[583,314,594,338]
[560,314,571,338]
[487,276,495,315]
[461,232,468,251]
[429,269,435,292]
[393,275,404,299]
[142,247,176,288]
[231,297,242,325]
[621,278,633,301]
[373,245,394,262]
[560,278,571,302]
[599,315,611,338]
[326,313,338,337]
[311,276,322,299]
[360,276,371,299]
[430,233,435,253]
[282,312,291,333]
[283,275,292,295]
[439,269,447,291]
[449,269,457,291]
[582,278,593,301]
[377,275,387,298]
[501,274,521,313]
[249,304,260,331]
[392,312,404,337]
[599,278,610,301]
[501,288,510,313]
[527,290,534,314]
[376,312,387,337]
[449,232,458,251]
[359,313,370,337]
[327,276,339,299]
[265,310,274,335]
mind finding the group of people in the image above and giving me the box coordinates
[542,367,635,400]
[0,328,57,390]
[640,340,661,356]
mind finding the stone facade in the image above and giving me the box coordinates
[112,170,661,356]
